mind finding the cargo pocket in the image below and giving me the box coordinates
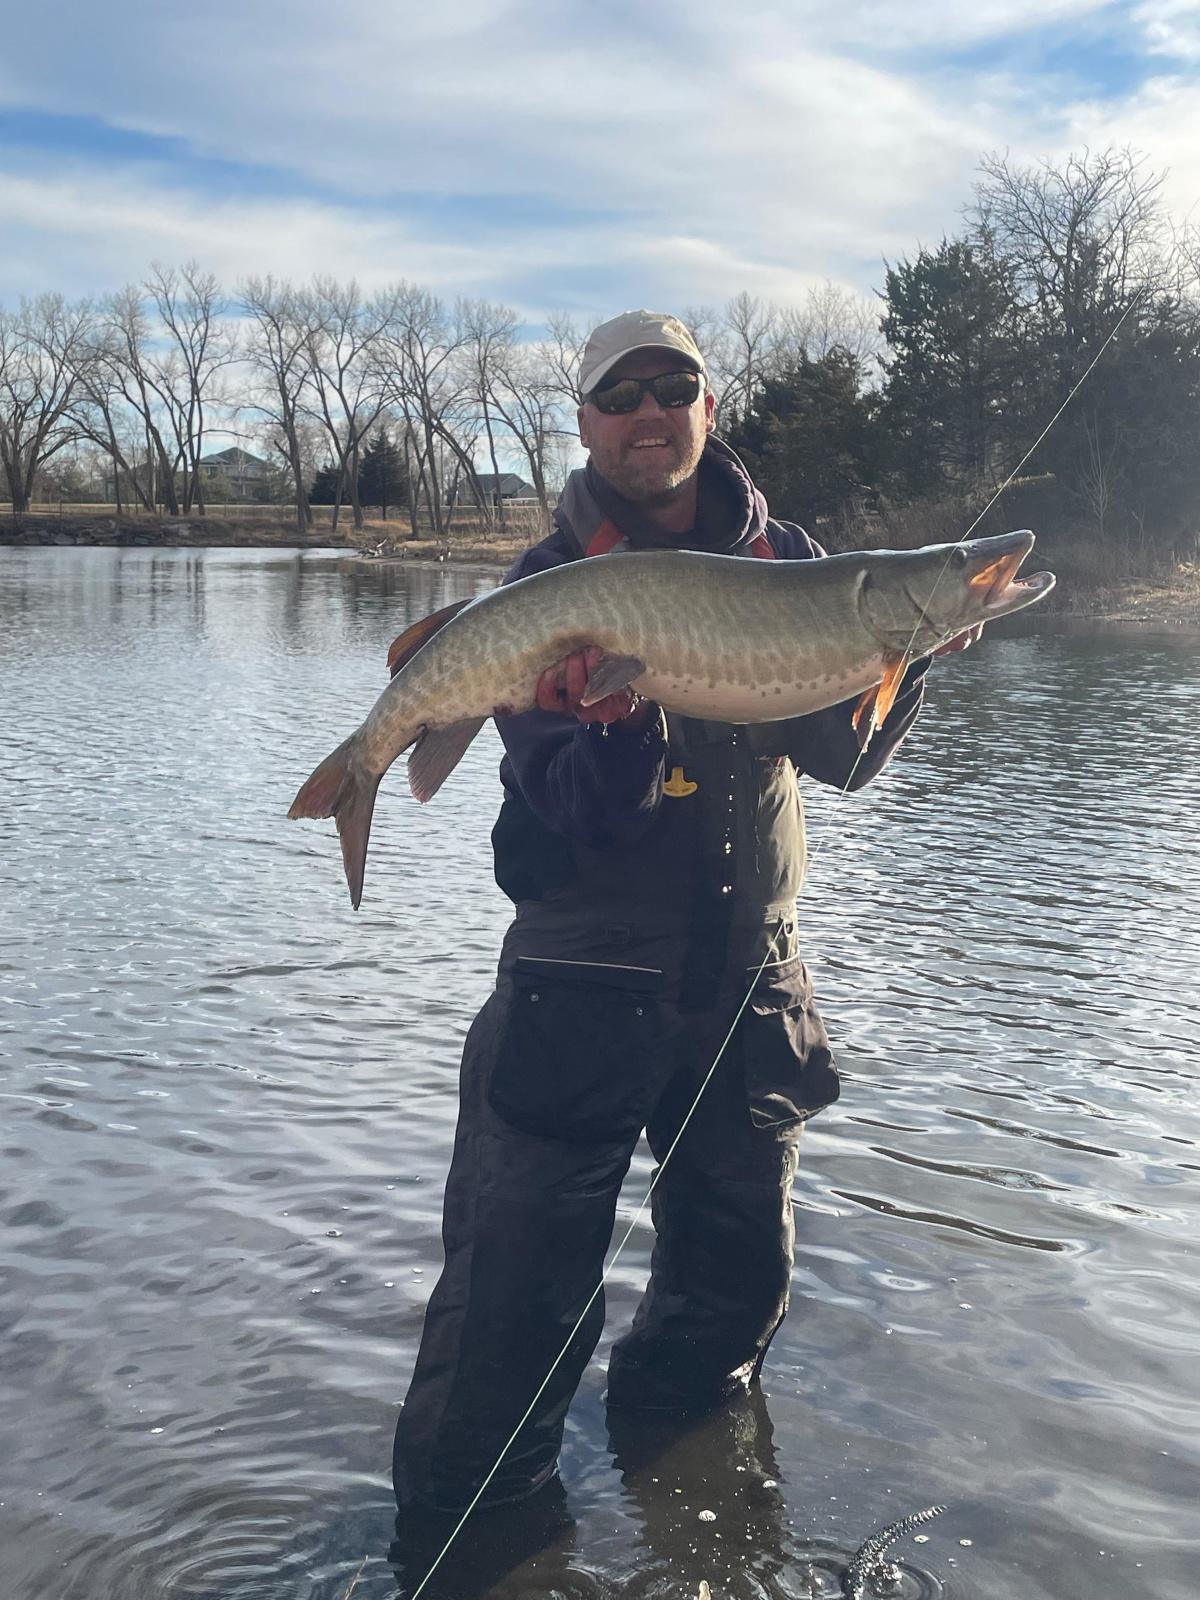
[488,956,664,1143]
[738,955,839,1130]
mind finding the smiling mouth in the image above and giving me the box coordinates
[629,437,671,451]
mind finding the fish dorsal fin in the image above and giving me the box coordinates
[851,651,908,749]
[387,598,473,678]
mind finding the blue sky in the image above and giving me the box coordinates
[0,0,1197,320]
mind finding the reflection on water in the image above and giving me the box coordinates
[0,547,1197,1600]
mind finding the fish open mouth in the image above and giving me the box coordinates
[968,544,1055,611]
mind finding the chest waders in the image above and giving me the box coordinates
[392,526,840,1516]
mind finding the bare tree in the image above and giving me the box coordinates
[377,286,477,538]
[795,281,882,365]
[147,263,235,512]
[298,277,395,531]
[240,275,313,535]
[461,299,520,535]
[461,302,572,525]
[971,147,1168,371]
[1078,413,1122,536]
[96,284,189,514]
[543,312,587,403]
[69,324,161,514]
[486,339,570,522]
[0,295,95,517]
[707,293,780,421]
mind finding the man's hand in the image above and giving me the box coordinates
[932,624,984,657]
[534,646,652,726]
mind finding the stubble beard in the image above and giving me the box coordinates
[609,437,704,508]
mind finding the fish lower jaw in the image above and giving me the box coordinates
[983,569,1057,616]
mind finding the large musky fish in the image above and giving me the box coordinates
[289,529,1054,906]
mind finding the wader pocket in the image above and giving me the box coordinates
[739,955,839,1130]
[488,956,663,1143]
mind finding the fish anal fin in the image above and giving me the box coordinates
[387,598,473,678]
[579,653,646,706]
[407,717,487,803]
[851,652,908,750]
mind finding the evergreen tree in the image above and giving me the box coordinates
[877,238,1026,496]
[358,430,408,519]
[309,462,340,504]
[1055,295,1200,548]
[725,347,878,528]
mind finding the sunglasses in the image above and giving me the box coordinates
[588,370,703,415]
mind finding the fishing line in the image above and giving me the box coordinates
[803,281,1151,883]
[408,260,1175,1596]
[409,298,1134,1591]
[408,913,787,1600]
[808,165,1200,869]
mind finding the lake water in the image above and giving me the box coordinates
[1,546,1197,1600]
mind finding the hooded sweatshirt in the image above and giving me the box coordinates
[491,439,927,898]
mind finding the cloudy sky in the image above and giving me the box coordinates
[1,0,1198,322]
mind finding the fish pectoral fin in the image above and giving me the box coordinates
[851,651,909,749]
[386,598,474,678]
[407,717,487,803]
[578,654,646,706]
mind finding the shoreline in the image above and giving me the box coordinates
[4,516,1197,628]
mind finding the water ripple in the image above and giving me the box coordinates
[1,551,1198,1600]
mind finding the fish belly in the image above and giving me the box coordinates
[640,657,884,724]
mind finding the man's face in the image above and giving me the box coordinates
[578,349,716,505]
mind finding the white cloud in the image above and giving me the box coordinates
[0,0,1195,314]
[1134,0,1200,59]
[1063,73,1200,225]
[0,166,495,302]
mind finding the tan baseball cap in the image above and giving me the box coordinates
[578,309,707,398]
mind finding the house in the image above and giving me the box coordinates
[100,447,273,505]
[198,447,271,497]
[451,472,536,508]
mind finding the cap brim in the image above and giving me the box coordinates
[582,343,705,397]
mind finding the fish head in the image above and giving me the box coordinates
[857,529,1055,656]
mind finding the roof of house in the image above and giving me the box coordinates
[200,447,268,469]
[474,473,534,494]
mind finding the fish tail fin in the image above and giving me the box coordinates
[288,734,381,910]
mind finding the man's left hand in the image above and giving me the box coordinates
[932,624,984,657]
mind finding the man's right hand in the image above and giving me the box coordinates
[535,646,653,727]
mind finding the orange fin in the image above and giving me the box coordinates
[386,598,473,678]
[851,652,908,750]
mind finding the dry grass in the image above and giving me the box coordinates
[338,1555,368,1600]
[1056,560,1200,624]
[832,490,1200,625]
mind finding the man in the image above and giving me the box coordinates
[393,310,972,1516]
